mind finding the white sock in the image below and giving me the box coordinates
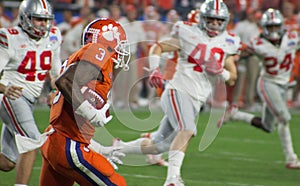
[277,123,297,161]
[15,184,28,186]
[118,138,144,154]
[167,150,185,179]
[232,111,255,123]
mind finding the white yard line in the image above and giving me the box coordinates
[122,173,265,186]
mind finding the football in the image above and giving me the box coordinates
[81,86,110,116]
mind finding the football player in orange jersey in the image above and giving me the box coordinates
[39,18,130,186]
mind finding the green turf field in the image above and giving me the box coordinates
[1,107,300,186]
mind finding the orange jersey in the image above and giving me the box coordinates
[50,43,114,144]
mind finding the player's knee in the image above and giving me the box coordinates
[0,155,15,171]
[155,142,170,154]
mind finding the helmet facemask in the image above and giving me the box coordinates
[113,40,131,71]
[261,8,284,42]
[202,16,227,37]
[264,24,284,42]
[199,0,229,37]
[21,15,53,38]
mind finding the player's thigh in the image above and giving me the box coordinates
[257,78,291,124]
[42,132,124,186]
[161,89,198,133]
[0,96,40,139]
[40,156,74,186]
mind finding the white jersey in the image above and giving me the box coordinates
[0,26,62,98]
[249,31,300,85]
[166,21,240,102]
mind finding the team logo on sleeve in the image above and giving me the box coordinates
[225,38,235,45]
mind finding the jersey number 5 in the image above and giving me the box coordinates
[17,51,52,81]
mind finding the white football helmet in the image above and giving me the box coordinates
[199,0,229,37]
[19,0,54,39]
[260,8,284,42]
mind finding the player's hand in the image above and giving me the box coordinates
[205,58,224,76]
[148,67,164,88]
[89,103,113,127]
[4,85,23,100]
[100,146,125,166]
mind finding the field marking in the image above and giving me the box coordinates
[200,151,284,165]
[122,173,265,186]
[218,136,277,145]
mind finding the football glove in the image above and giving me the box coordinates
[148,67,164,88]
[89,139,126,170]
[205,58,224,76]
[75,100,113,127]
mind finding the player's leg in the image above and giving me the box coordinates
[0,124,16,171]
[42,132,126,186]
[140,132,169,167]
[258,78,300,168]
[40,155,74,186]
[161,89,198,186]
[222,100,270,132]
[0,96,41,184]
[113,113,177,156]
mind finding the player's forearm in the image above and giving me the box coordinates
[148,38,179,70]
[227,72,237,86]
[224,56,237,86]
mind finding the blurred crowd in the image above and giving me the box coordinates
[1,0,300,110]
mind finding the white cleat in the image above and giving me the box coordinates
[286,159,300,169]
[163,176,185,186]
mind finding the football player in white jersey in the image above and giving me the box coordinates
[0,0,62,185]
[113,0,240,185]
[223,9,300,169]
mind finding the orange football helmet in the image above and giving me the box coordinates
[187,9,200,23]
[82,18,131,70]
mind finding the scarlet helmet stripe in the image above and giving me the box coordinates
[215,0,220,15]
[40,0,47,9]
[270,11,275,22]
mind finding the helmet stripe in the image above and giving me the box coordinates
[270,11,275,22]
[40,0,47,10]
[215,0,220,15]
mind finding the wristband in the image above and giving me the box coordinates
[75,100,97,121]
[149,54,160,70]
[221,69,230,81]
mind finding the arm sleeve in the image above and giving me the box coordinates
[0,47,10,71]
[0,29,10,71]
